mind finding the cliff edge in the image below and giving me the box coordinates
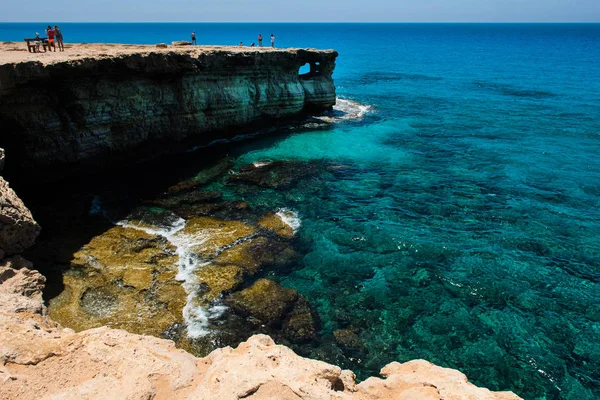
[0,43,336,179]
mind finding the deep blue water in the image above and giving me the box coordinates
[4,23,600,399]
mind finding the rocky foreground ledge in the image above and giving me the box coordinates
[0,258,521,400]
[0,42,336,179]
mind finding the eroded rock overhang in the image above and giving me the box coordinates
[0,47,337,178]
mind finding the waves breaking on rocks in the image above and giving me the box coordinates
[117,213,226,338]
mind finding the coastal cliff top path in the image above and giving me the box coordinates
[0,42,336,65]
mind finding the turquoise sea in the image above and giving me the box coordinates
[3,23,600,399]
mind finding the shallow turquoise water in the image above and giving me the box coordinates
[207,24,600,399]
[8,23,600,399]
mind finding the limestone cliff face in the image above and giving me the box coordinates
[0,47,336,177]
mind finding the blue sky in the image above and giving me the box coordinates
[2,0,599,22]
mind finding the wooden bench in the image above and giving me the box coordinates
[24,38,49,53]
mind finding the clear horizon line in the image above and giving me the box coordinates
[1,21,599,24]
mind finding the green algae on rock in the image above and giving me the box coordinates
[225,279,299,325]
[174,216,257,257]
[258,212,296,239]
[49,226,186,336]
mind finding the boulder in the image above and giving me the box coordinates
[0,177,41,255]
[258,211,295,239]
[156,43,168,48]
[225,279,298,325]
[174,216,256,257]
[334,329,361,348]
[214,235,297,274]
[0,256,45,314]
[283,297,318,342]
[228,161,319,189]
[172,41,192,46]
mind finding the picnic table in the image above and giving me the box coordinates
[24,38,50,53]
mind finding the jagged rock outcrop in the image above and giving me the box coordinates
[0,45,337,178]
[0,262,522,400]
[0,149,41,256]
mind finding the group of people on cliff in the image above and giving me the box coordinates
[34,25,64,52]
[191,32,276,48]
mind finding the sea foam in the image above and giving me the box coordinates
[117,213,224,338]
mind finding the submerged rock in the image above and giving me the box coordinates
[174,200,250,220]
[283,297,319,343]
[228,160,320,189]
[334,329,362,348]
[225,279,298,326]
[149,190,222,209]
[214,235,298,274]
[167,157,234,194]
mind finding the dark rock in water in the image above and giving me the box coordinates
[333,329,361,348]
[225,279,298,326]
[161,322,187,342]
[166,158,234,195]
[214,236,298,275]
[174,200,251,221]
[149,190,222,209]
[167,180,204,194]
[283,297,318,343]
[228,161,320,189]
[515,240,550,256]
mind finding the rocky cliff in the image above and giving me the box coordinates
[0,259,521,400]
[0,44,336,178]
[0,149,40,257]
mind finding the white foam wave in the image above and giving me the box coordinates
[276,208,301,234]
[117,213,223,338]
[314,98,374,123]
[252,161,272,168]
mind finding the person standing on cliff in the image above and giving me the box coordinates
[258,34,263,47]
[54,25,64,52]
[191,31,197,45]
[46,26,56,52]
[270,34,275,48]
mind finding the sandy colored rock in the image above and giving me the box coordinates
[258,212,295,238]
[0,177,41,255]
[0,256,45,314]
